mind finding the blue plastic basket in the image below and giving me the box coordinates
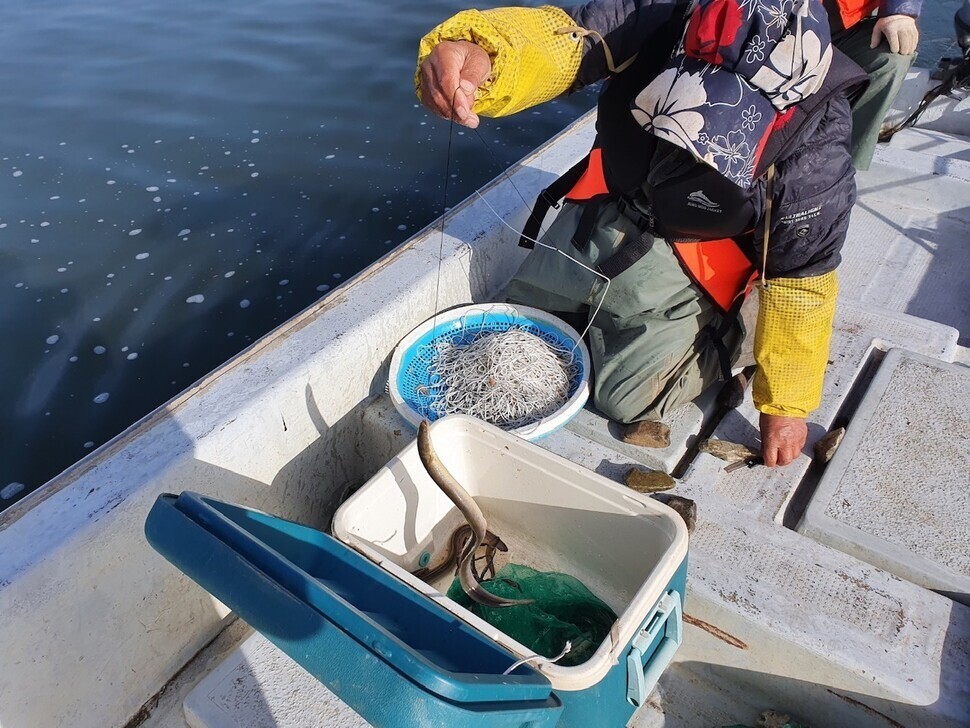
[388,304,590,440]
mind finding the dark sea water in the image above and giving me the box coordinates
[0,1,961,510]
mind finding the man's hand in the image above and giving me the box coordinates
[871,15,919,55]
[759,413,807,467]
[418,40,492,128]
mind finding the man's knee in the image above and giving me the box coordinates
[592,358,669,425]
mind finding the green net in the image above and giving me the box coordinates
[446,563,618,667]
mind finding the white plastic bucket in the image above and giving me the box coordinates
[332,415,688,692]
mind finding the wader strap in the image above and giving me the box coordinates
[711,293,747,381]
[571,199,602,252]
[595,230,655,280]
[518,155,591,249]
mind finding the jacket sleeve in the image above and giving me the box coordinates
[879,0,922,18]
[753,95,855,418]
[416,1,682,117]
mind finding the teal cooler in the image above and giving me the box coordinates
[146,416,688,727]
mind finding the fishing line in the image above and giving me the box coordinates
[469,125,611,346]
[431,88,462,331]
[421,97,609,430]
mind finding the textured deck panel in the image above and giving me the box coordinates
[563,386,719,475]
[675,300,958,523]
[845,128,970,343]
[800,350,970,603]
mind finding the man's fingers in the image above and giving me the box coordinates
[900,28,919,55]
[887,29,900,54]
[759,414,808,468]
[763,446,778,468]
[873,16,918,55]
[870,24,882,50]
[417,41,489,128]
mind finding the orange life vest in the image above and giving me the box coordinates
[555,149,758,314]
[832,0,879,29]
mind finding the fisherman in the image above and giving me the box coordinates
[824,0,922,169]
[416,0,867,468]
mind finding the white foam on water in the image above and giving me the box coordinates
[279,279,289,286]
[316,284,330,292]
[239,299,251,308]
[1,482,25,500]
[57,267,66,273]
[93,393,110,404]
[178,228,191,236]
[251,138,260,143]
[135,253,149,260]
[12,170,23,177]
[46,335,59,345]
[69,356,78,363]
[127,353,138,361]
[146,186,159,192]
[84,441,94,448]
[186,294,205,304]
[224,271,235,278]
[40,221,50,227]
[325,154,335,160]
[128,228,142,236]
[93,346,106,355]
[250,172,259,178]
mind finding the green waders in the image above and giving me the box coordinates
[833,18,916,171]
[505,200,744,425]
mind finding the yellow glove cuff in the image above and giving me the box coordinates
[416,6,583,117]
[753,271,839,418]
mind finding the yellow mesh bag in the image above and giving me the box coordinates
[416,6,584,117]
[753,271,839,417]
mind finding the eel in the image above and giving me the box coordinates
[411,523,507,583]
[417,420,533,607]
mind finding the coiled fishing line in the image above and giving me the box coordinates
[423,324,580,429]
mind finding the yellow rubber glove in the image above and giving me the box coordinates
[871,15,919,55]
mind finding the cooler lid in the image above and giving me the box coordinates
[145,491,553,705]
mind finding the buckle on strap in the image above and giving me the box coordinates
[616,196,656,234]
[539,188,562,211]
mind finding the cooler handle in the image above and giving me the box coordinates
[625,589,683,707]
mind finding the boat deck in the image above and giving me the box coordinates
[146,87,970,727]
[0,72,967,728]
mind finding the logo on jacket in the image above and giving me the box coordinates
[686,190,721,213]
